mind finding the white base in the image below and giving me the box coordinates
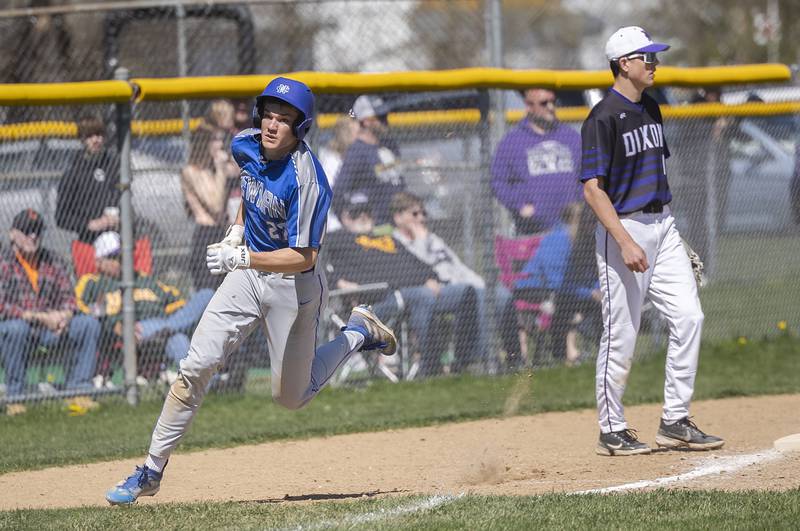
[774,433,800,453]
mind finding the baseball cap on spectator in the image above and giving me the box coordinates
[605,26,670,61]
[344,191,372,216]
[351,95,388,121]
[94,231,121,259]
[11,208,44,236]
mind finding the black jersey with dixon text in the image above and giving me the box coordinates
[580,89,671,214]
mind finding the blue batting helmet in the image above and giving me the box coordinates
[252,77,315,141]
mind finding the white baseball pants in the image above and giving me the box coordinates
[149,267,358,459]
[595,206,704,433]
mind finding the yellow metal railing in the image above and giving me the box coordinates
[0,64,794,140]
[2,101,799,141]
[0,65,790,105]
[0,80,133,106]
[130,64,791,100]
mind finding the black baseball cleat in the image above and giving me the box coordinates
[596,429,652,456]
[655,417,725,450]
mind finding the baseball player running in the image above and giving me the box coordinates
[106,77,397,504]
[581,27,724,456]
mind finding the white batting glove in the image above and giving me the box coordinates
[221,224,244,247]
[206,244,250,275]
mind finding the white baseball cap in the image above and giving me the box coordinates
[351,95,388,121]
[605,26,670,61]
[94,231,121,259]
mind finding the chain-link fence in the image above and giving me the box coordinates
[0,1,480,85]
[3,0,799,86]
[0,0,798,413]
[1,82,798,411]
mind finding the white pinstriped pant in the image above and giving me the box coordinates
[595,206,704,433]
[149,267,357,459]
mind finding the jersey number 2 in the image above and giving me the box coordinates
[266,220,287,241]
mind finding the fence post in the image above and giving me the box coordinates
[478,90,499,373]
[480,0,505,373]
[176,3,191,164]
[115,66,138,406]
[484,0,506,146]
[484,0,503,70]
[703,150,718,280]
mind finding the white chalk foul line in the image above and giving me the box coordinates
[284,493,465,530]
[575,449,783,495]
[276,449,784,528]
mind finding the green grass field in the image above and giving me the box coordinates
[701,234,800,340]
[2,335,799,475]
[2,490,799,530]
[2,334,798,528]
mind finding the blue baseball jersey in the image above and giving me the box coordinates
[231,129,332,252]
[580,89,672,214]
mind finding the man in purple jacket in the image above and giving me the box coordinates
[491,88,582,234]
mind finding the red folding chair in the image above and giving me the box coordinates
[71,237,154,277]
[494,234,552,365]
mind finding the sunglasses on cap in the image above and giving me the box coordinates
[623,52,659,64]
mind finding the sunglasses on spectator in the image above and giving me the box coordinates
[623,52,658,64]
[20,231,41,240]
[526,98,556,108]
[348,207,372,217]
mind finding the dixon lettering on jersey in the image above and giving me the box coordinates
[622,123,664,157]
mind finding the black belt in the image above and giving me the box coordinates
[641,202,664,214]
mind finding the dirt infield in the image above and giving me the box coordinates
[1,394,798,510]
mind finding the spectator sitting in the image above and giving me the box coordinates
[204,99,235,133]
[319,115,359,232]
[181,125,240,290]
[75,232,214,379]
[232,98,253,134]
[552,204,602,365]
[56,114,152,276]
[194,100,258,384]
[0,209,100,414]
[325,192,451,377]
[491,88,582,234]
[514,203,600,364]
[390,191,516,373]
[333,95,405,226]
[203,97,256,137]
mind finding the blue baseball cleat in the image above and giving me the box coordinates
[105,465,163,505]
[344,304,397,356]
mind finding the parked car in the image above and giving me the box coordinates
[725,117,796,232]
